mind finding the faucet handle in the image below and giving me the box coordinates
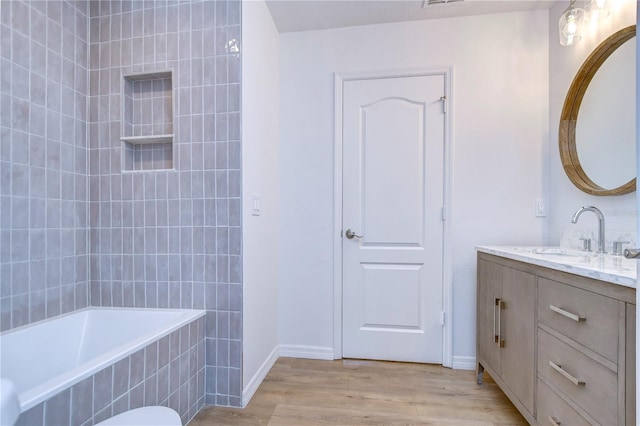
[579,237,592,252]
[612,240,630,256]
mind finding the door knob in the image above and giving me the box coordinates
[624,248,640,259]
[345,229,363,239]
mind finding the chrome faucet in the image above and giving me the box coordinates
[571,206,606,254]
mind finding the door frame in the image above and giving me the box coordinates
[333,67,454,367]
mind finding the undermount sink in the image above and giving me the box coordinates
[509,247,592,258]
[528,248,588,257]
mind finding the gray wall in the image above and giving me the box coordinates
[1,0,242,408]
[87,0,241,407]
[1,0,91,330]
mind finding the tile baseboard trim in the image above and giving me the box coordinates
[279,344,335,360]
[452,356,476,370]
[242,345,280,407]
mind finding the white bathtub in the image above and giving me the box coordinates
[0,307,205,413]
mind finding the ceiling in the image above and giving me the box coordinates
[265,0,555,33]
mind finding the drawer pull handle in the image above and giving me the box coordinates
[549,304,585,322]
[495,299,505,348]
[494,298,499,344]
[548,416,561,426]
[498,299,505,347]
[549,361,585,387]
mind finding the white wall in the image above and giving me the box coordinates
[547,0,637,245]
[279,11,549,361]
[241,0,280,404]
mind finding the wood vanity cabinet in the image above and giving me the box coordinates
[476,252,636,425]
[477,255,536,423]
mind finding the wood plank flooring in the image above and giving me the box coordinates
[189,358,526,425]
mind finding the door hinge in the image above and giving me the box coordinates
[440,96,447,113]
[441,205,446,221]
[440,311,446,326]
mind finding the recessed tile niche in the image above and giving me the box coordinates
[121,71,174,172]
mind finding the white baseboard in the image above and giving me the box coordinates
[279,344,335,360]
[242,345,279,407]
[452,355,476,370]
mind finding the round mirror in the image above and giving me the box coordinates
[559,25,636,196]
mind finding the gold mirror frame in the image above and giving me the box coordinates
[559,25,636,196]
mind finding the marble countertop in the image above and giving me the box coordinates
[476,246,637,289]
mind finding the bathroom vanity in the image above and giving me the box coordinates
[476,247,636,425]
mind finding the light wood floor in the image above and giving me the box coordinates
[189,358,526,425]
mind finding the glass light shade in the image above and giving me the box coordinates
[559,2,586,46]
[586,0,611,21]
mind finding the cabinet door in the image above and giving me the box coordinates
[501,267,535,414]
[626,304,635,425]
[477,259,502,375]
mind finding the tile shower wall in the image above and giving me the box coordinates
[0,1,91,330]
[87,0,242,407]
[2,0,242,410]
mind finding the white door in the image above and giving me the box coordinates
[342,74,446,363]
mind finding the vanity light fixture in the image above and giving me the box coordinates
[585,0,611,21]
[559,0,586,46]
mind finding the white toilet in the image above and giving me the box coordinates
[96,406,182,426]
[1,379,21,426]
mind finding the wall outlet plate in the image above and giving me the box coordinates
[535,198,547,217]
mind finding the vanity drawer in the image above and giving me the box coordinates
[537,379,590,426]
[538,328,617,426]
[538,277,619,362]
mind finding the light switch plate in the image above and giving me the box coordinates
[252,194,261,216]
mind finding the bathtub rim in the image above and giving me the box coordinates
[1,306,205,412]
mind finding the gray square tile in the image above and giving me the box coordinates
[71,376,94,425]
[144,374,158,406]
[145,341,159,378]
[44,388,70,426]
[15,403,43,426]
[130,349,145,387]
[113,357,130,400]
[112,394,129,418]
[94,404,113,425]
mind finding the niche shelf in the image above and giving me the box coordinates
[121,70,174,171]
[121,134,173,145]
